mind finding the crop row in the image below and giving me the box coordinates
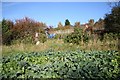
[1,50,120,79]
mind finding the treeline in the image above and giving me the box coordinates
[1,17,47,45]
[104,6,120,33]
[1,4,120,45]
[64,5,120,45]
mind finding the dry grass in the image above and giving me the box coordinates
[2,39,118,56]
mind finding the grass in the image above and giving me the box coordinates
[2,38,119,56]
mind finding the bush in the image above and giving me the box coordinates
[64,33,81,44]
[64,28,89,44]
[54,34,61,39]
[2,17,47,45]
[103,33,119,41]
[2,19,13,45]
[11,33,47,44]
[104,6,120,33]
[38,33,47,43]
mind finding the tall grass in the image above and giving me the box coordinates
[2,37,118,56]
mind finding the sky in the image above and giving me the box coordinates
[2,2,113,27]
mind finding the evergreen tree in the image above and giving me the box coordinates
[104,6,120,33]
[65,19,70,26]
[2,19,13,45]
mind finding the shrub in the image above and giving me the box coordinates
[1,17,47,45]
[54,34,62,39]
[2,19,14,45]
[38,33,47,43]
[104,33,119,41]
[64,28,89,44]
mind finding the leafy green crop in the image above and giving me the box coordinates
[1,50,120,79]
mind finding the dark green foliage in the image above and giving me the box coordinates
[20,35,34,44]
[64,33,81,44]
[2,19,13,45]
[65,19,70,26]
[104,6,120,33]
[104,33,119,41]
[64,28,89,44]
[13,33,47,44]
[83,34,89,42]
[54,34,62,39]
[39,33,47,43]
[1,50,119,79]
[64,28,82,44]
